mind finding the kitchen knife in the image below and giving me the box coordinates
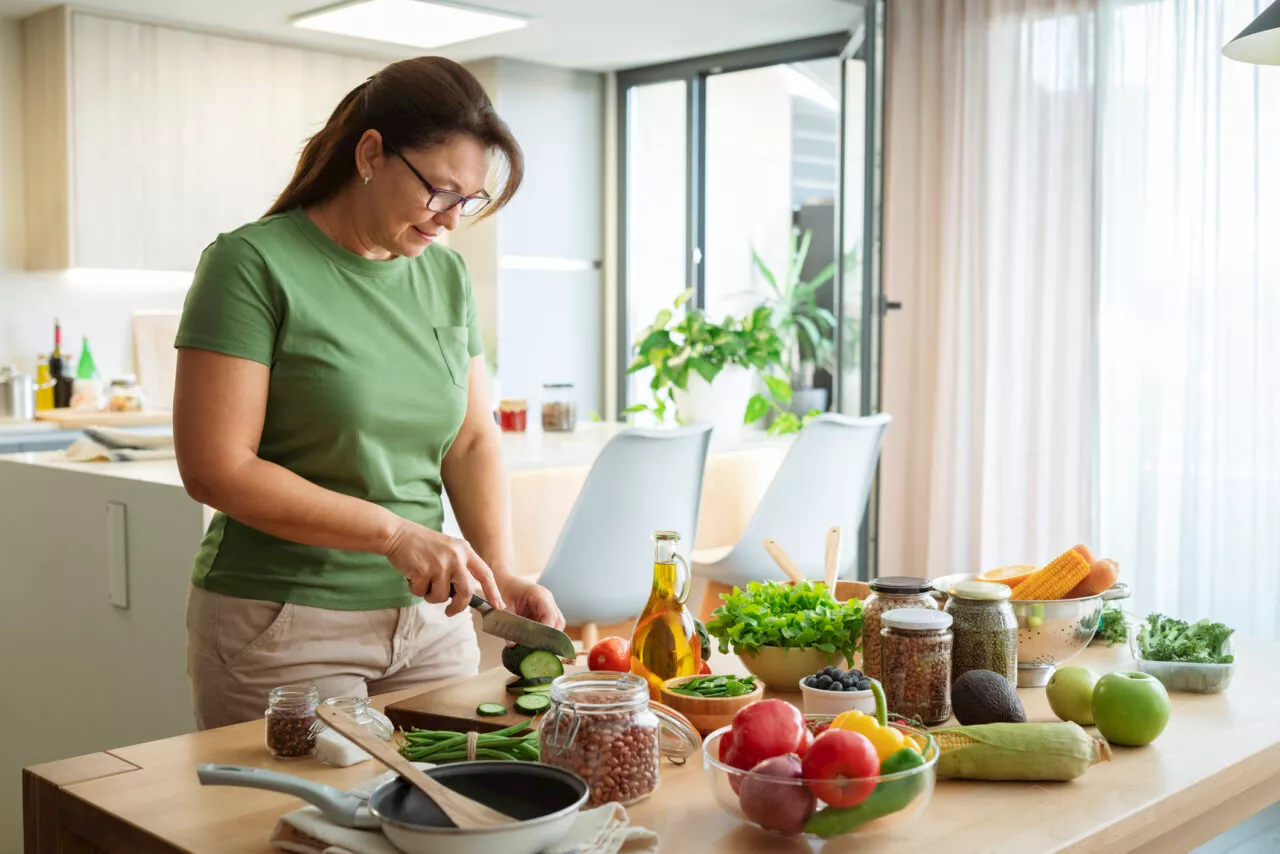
[447,585,576,659]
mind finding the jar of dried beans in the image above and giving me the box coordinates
[880,609,953,726]
[861,576,939,681]
[265,684,320,759]
[539,673,699,806]
[944,580,1018,685]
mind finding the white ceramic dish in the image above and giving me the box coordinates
[797,678,876,716]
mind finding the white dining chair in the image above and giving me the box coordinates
[534,424,714,647]
[692,413,892,620]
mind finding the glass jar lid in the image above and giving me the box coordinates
[869,576,934,594]
[948,580,1012,601]
[882,608,953,632]
[498,399,528,411]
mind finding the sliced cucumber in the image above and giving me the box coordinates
[515,693,551,715]
[518,650,565,680]
[522,683,553,694]
[476,703,507,717]
[506,676,557,695]
[501,644,538,676]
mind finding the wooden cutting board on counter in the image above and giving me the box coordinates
[35,408,172,428]
[385,661,586,733]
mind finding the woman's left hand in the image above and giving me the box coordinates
[499,576,566,630]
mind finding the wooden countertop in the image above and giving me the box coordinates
[25,642,1280,853]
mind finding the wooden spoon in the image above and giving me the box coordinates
[824,526,842,591]
[763,538,806,584]
[316,704,513,829]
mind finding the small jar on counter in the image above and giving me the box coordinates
[881,609,953,726]
[313,696,394,767]
[106,376,145,412]
[265,684,320,759]
[497,399,528,432]
[860,576,938,681]
[541,383,576,432]
[540,672,699,806]
[945,580,1018,685]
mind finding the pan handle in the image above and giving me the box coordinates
[197,764,379,830]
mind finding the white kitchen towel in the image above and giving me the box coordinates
[62,426,175,462]
[268,767,659,854]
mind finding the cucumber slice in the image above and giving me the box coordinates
[506,676,557,695]
[515,693,551,714]
[522,683,553,694]
[476,703,507,717]
[501,644,538,676]
[518,650,564,680]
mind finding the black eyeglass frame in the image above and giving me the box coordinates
[387,147,493,217]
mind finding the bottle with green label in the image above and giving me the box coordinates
[70,336,104,411]
[77,336,98,380]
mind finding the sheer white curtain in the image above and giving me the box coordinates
[882,0,1280,640]
[880,0,1098,581]
[1097,0,1280,639]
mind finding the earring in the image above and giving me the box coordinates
[362,173,370,184]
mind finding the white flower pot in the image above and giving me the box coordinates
[671,365,757,431]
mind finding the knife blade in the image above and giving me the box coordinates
[462,591,577,659]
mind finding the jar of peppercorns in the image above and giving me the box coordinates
[881,609,954,726]
[539,673,699,806]
[265,684,320,759]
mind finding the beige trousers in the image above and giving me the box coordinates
[186,585,480,730]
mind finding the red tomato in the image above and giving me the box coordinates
[587,637,630,672]
[699,660,712,675]
[800,730,879,808]
[730,699,808,767]
[796,728,815,759]
[811,722,831,738]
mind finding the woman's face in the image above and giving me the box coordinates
[362,133,491,258]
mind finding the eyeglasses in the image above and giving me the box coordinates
[390,149,492,217]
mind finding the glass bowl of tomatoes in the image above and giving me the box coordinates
[701,711,937,840]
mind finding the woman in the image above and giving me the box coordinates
[174,57,563,730]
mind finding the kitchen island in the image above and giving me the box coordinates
[23,642,1280,853]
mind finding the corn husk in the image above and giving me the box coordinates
[933,722,1111,781]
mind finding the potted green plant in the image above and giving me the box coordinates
[705,580,863,691]
[750,228,843,416]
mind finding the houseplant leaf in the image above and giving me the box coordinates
[764,374,793,406]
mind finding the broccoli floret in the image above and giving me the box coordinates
[1138,613,1235,664]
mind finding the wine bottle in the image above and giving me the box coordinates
[49,319,72,409]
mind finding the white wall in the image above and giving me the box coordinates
[0,16,190,380]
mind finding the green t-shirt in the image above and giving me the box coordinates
[175,207,482,610]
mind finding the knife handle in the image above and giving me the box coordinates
[444,583,491,614]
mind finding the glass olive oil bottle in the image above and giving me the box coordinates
[630,530,702,698]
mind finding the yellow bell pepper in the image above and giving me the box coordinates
[830,709,908,761]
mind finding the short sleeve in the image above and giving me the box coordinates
[175,235,281,366]
[461,259,484,359]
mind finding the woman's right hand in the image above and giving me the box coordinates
[383,520,505,616]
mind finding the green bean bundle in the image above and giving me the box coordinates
[399,720,540,764]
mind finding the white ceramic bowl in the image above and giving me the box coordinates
[798,678,877,716]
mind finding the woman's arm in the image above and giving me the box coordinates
[173,347,504,613]
[442,357,564,628]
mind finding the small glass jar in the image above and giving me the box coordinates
[861,577,938,680]
[312,696,394,766]
[881,609,953,726]
[498,399,528,432]
[106,376,145,412]
[265,684,320,759]
[541,383,576,432]
[945,580,1018,685]
[540,672,699,806]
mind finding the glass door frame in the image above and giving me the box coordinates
[615,11,887,578]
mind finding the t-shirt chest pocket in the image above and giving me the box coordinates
[433,326,470,389]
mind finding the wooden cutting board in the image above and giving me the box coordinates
[35,408,172,428]
[386,662,585,734]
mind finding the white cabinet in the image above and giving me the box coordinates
[22,7,380,271]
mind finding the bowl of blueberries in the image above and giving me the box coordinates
[798,666,877,717]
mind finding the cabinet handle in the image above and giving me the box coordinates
[106,502,129,609]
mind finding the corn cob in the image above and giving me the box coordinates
[1010,548,1092,600]
[933,722,1111,781]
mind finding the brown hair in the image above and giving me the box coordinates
[265,57,523,218]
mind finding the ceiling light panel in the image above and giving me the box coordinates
[294,0,527,50]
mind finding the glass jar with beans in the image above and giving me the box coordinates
[881,609,954,726]
[944,580,1018,685]
[265,684,320,759]
[860,576,939,681]
[539,673,700,806]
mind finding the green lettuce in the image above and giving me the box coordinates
[706,580,862,662]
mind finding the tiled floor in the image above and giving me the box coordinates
[1196,803,1280,853]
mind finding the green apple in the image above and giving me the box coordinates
[1092,671,1171,746]
[1046,666,1097,725]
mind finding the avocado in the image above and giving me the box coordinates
[951,669,1026,725]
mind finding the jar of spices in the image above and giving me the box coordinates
[881,609,953,726]
[540,672,699,806]
[265,684,320,759]
[945,580,1018,686]
[498,399,528,432]
[860,577,938,681]
[541,383,576,432]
